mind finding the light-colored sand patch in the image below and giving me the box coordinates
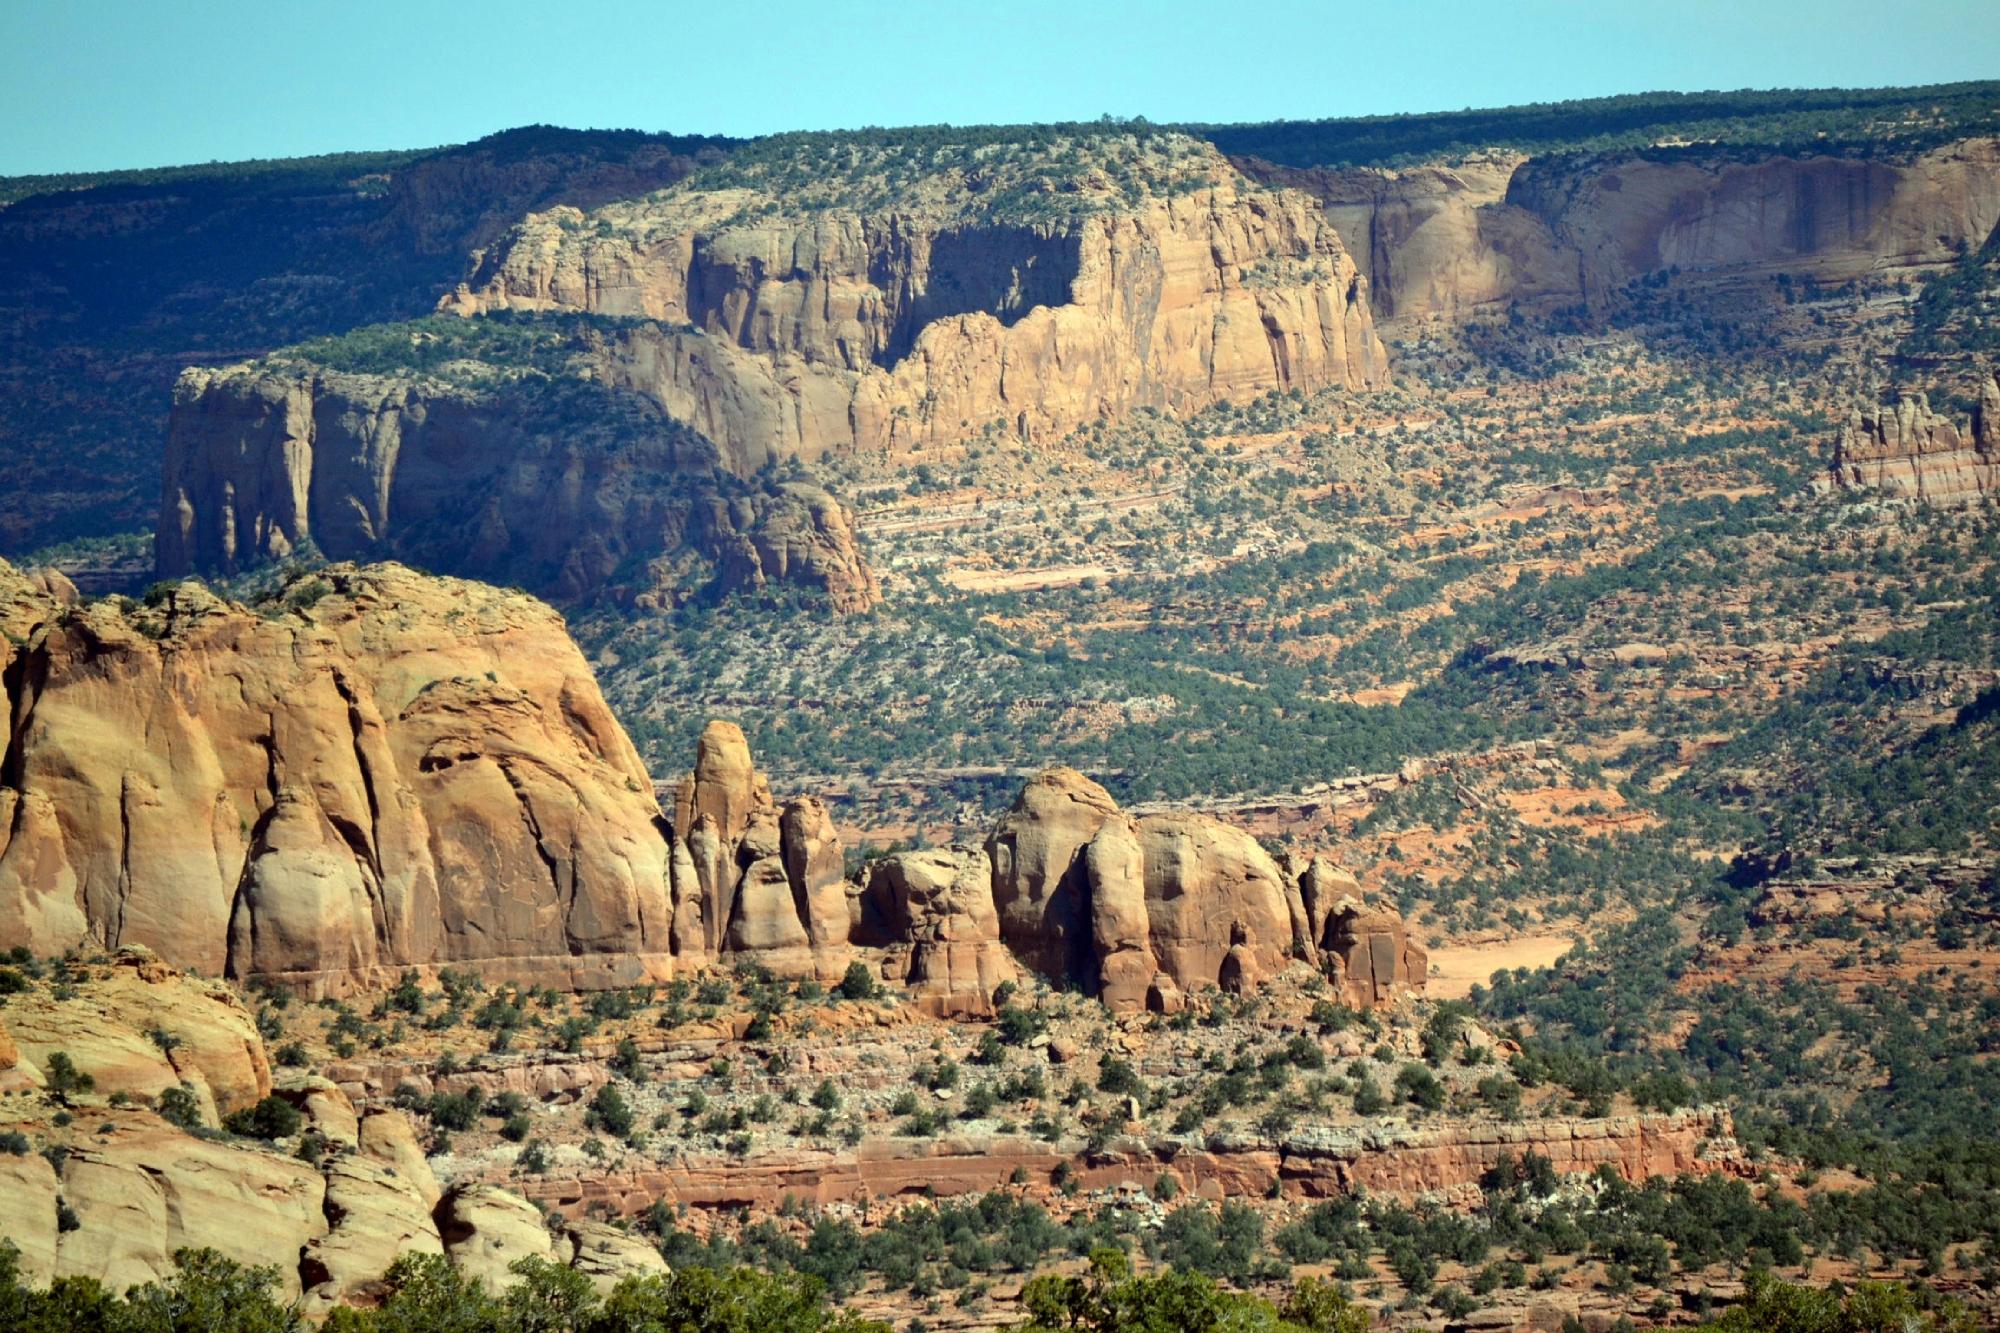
[1424,933,1579,999]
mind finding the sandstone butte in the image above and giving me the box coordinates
[151,134,1386,609]
[0,558,1422,1014]
[1240,136,2000,327]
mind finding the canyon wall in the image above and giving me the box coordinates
[441,140,1388,465]
[1244,137,2000,324]
[157,364,879,612]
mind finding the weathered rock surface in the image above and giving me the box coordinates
[157,364,878,612]
[448,135,1386,465]
[1323,902,1430,1009]
[0,947,269,1122]
[0,1153,59,1286]
[435,1182,560,1289]
[1247,138,2000,324]
[301,1153,445,1308]
[0,563,674,996]
[55,1121,328,1297]
[988,768,1121,980]
[1822,370,2000,504]
[561,1219,671,1288]
[992,767,1421,1008]
[862,844,1018,1017]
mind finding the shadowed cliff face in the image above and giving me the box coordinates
[156,360,880,612]
[1243,137,2000,325]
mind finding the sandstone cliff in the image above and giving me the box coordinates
[1244,138,2000,324]
[157,357,878,613]
[1820,369,2000,503]
[0,562,675,994]
[443,133,1387,464]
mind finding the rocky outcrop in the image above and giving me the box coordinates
[446,135,1386,466]
[664,720,852,980]
[0,947,270,1123]
[0,562,675,996]
[861,844,1018,1018]
[1821,370,2000,504]
[435,1182,560,1289]
[992,768,1422,1011]
[1323,902,1430,1009]
[988,768,1122,981]
[157,363,878,612]
[56,1122,329,1297]
[1246,138,2000,324]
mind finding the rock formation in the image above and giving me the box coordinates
[157,362,878,613]
[1244,138,2000,325]
[0,562,675,995]
[443,134,1386,466]
[992,768,1424,1012]
[1,947,270,1124]
[1821,370,2000,504]
[860,844,1018,1018]
[3,559,1416,1013]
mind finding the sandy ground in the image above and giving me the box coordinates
[1424,932,1579,999]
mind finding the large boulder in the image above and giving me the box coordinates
[1325,901,1429,1007]
[562,1220,671,1289]
[301,1153,444,1308]
[435,1183,559,1290]
[725,856,816,977]
[863,845,1017,1017]
[1130,814,1294,995]
[988,768,1119,980]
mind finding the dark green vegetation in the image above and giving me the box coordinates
[0,1246,886,1333]
[1197,80,2000,168]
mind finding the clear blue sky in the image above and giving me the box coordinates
[4,0,1998,176]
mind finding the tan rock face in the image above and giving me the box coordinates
[988,768,1121,980]
[1130,813,1295,995]
[1,948,269,1120]
[1248,138,2000,326]
[561,1219,671,1288]
[781,797,852,977]
[56,1122,328,1296]
[436,1183,559,1289]
[1822,372,2000,504]
[675,720,773,845]
[449,136,1386,467]
[862,844,1017,1017]
[301,1153,445,1308]
[0,1154,59,1286]
[0,563,674,996]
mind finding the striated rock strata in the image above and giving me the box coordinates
[444,134,1387,465]
[1821,369,2000,504]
